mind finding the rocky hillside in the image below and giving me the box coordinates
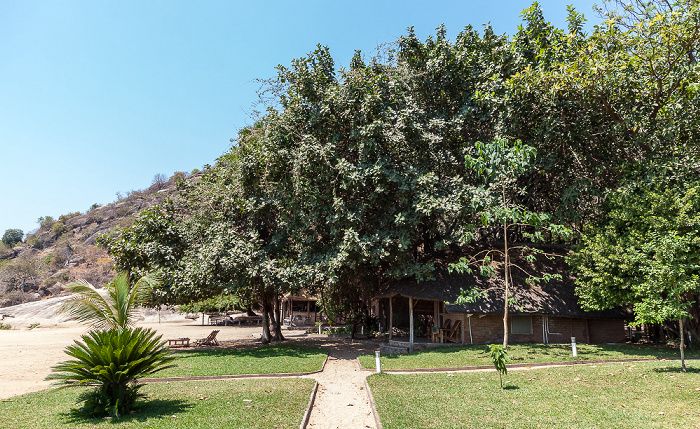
[0,172,196,308]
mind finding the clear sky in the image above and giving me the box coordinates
[0,0,601,236]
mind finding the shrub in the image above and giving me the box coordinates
[489,344,509,389]
[38,216,55,230]
[2,229,23,246]
[52,221,68,237]
[170,171,186,182]
[58,212,81,223]
[46,327,175,418]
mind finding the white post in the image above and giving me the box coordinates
[571,336,577,358]
[409,296,414,353]
[375,350,382,373]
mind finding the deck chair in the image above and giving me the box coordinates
[195,330,220,347]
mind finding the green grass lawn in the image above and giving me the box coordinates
[157,344,327,378]
[367,361,700,428]
[360,343,698,370]
[0,378,315,428]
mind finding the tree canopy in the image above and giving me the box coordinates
[101,1,700,347]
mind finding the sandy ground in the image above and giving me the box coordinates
[0,318,276,399]
[304,341,378,429]
[0,298,379,428]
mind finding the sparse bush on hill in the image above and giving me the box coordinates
[51,221,68,237]
[170,171,186,182]
[58,212,80,224]
[37,216,55,230]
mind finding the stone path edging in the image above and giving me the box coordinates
[364,378,383,429]
[300,381,319,429]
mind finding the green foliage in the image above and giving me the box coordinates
[489,344,509,389]
[0,322,11,330]
[37,216,55,229]
[100,2,698,349]
[2,228,23,246]
[178,293,242,314]
[569,159,700,369]
[57,273,158,330]
[449,139,569,348]
[46,327,175,418]
[58,212,81,223]
[51,221,68,237]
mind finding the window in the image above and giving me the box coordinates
[511,316,533,334]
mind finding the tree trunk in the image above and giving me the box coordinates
[502,217,510,350]
[680,317,687,372]
[272,295,285,342]
[261,293,272,344]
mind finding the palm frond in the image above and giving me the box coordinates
[55,272,159,330]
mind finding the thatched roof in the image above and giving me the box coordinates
[377,249,631,320]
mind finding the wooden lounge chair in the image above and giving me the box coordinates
[195,330,220,347]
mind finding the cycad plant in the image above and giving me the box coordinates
[48,273,175,418]
[47,328,175,417]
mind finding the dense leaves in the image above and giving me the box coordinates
[46,328,175,417]
[569,159,700,368]
[100,1,700,346]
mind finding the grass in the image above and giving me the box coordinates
[0,378,315,428]
[157,344,327,377]
[367,361,700,428]
[360,343,699,370]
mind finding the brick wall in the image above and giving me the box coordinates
[454,313,626,345]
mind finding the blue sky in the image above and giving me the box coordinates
[0,1,601,236]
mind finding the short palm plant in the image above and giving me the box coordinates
[48,273,175,418]
[47,327,175,417]
[57,272,157,330]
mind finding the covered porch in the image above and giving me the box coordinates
[282,294,322,326]
[375,294,469,353]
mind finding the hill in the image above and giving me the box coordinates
[0,171,198,308]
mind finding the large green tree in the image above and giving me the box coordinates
[2,229,23,246]
[569,160,700,370]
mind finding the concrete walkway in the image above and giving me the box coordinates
[303,341,377,429]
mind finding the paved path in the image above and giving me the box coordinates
[304,341,377,429]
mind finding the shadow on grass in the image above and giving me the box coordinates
[61,399,192,425]
[503,385,519,390]
[652,365,700,374]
